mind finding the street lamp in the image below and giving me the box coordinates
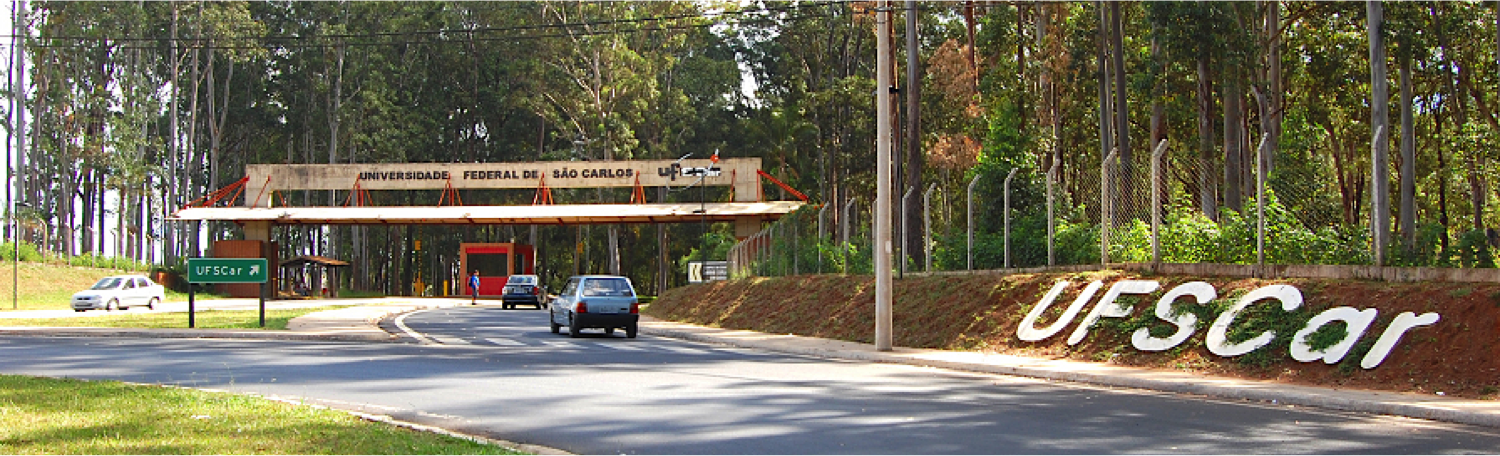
[12,201,29,310]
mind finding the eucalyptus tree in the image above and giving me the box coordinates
[28,1,163,258]
[741,2,876,241]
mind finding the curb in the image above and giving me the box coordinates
[0,326,398,342]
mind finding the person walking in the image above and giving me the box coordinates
[468,270,481,305]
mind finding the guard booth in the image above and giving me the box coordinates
[459,243,535,297]
[211,240,279,298]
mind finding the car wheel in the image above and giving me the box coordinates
[626,323,638,339]
[549,311,561,334]
[74,309,85,313]
[605,327,615,335]
[568,316,581,338]
[106,299,118,311]
[147,298,158,310]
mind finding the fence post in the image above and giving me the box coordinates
[770,222,777,276]
[1256,135,1269,267]
[923,183,936,272]
[1047,159,1058,267]
[843,196,857,274]
[817,204,827,274]
[901,186,914,276]
[967,173,981,271]
[1151,139,1169,264]
[1003,168,1018,269]
[727,242,737,278]
[1101,148,1118,265]
[792,214,798,276]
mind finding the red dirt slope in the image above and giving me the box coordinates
[645,271,1500,399]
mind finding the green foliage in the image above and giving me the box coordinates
[1301,321,1349,352]
[1223,303,1300,368]
[1105,191,1373,266]
[64,253,153,271]
[679,230,736,265]
[1452,229,1497,268]
[0,241,47,263]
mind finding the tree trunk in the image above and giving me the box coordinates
[1097,1,1114,216]
[1435,4,1452,250]
[905,0,924,269]
[1223,78,1243,212]
[1110,1,1132,222]
[164,3,178,265]
[186,36,202,260]
[1398,45,1416,248]
[1368,0,1391,264]
[327,43,345,264]
[1197,57,1218,220]
[1263,0,1283,176]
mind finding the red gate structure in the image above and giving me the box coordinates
[459,243,535,297]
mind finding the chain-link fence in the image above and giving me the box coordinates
[728,137,1485,278]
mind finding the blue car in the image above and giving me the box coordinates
[549,275,640,338]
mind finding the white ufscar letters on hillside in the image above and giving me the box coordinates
[1016,280,1440,369]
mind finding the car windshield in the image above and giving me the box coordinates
[506,276,537,285]
[89,278,125,290]
[581,278,633,297]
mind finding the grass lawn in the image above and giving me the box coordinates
[0,375,521,455]
[0,263,227,312]
[0,307,350,330]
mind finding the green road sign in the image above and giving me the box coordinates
[187,258,269,283]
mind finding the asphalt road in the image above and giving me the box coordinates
[3,306,1500,454]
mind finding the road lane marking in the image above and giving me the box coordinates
[593,343,645,351]
[393,312,438,345]
[658,345,709,355]
[432,336,473,345]
[538,340,579,349]
[484,338,525,346]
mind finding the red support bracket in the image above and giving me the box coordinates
[533,176,555,205]
[251,176,273,208]
[343,176,375,207]
[756,169,809,202]
[629,175,647,204]
[182,177,250,209]
[437,176,464,207]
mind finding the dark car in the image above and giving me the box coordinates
[501,274,546,310]
[549,275,639,338]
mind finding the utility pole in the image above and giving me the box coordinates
[875,0,895,352]
[12,0,26,217]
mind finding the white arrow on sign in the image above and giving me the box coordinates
[250,265,260,275]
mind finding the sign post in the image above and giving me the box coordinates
[186,258,270,327]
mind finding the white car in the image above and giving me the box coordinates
[71,275,165,312]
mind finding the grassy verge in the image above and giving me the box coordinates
[0,307,351,330]
[0,375,521,455]
[0,263,227,312]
